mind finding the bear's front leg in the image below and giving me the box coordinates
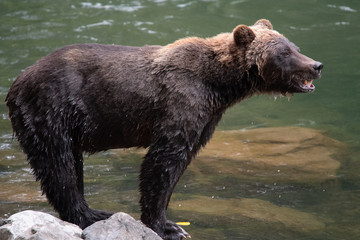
[139,140,192,240]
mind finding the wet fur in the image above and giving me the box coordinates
[6,19,321,240]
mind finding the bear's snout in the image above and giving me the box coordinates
[313,62,323,74]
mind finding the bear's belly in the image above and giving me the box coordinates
[81,118,154,152]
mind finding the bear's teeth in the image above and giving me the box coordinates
[304,80,313,86]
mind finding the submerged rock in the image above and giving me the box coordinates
[0,211,161,240]
[195,127,342,182]
[171,196,325,232]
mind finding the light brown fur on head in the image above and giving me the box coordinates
[154,19,320,95]
[245,19,285,70]
[154,19,280,73]
[203,19,281,69]
[253,19,273,30]
[156,19,281,67]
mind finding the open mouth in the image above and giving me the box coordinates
[301,79,315,92]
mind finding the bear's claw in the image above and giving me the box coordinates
[163,220,191,240]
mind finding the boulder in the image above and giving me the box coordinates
[0,211,161,240]
[82,212,162,240]
[0,210,82,240]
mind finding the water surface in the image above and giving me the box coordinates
[0,0,359,239]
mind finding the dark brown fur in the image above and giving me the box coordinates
[6,19,322,240]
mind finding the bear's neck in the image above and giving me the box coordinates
[203,34,265,107]
[207,65,263,108]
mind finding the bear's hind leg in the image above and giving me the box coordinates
[6,76,112,229]
[69,150,113,228]
[25,140,112,229]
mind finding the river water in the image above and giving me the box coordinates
[0,0,359,239]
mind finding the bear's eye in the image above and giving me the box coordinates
[280,50,290,57]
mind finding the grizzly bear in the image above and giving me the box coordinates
[6,19,322,239]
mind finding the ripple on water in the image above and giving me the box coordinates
[327,4,357,13]
[123,21,158,35]
[74,20,114,32]
[5,10,39,21]
[0,143,11,150]
[80,2,144,12]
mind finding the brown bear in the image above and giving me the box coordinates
[6,19,322,239]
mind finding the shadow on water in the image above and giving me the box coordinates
[0,0,359,239]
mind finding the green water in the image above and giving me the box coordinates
[0,0,359,239]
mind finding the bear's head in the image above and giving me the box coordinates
[233,19,323,94]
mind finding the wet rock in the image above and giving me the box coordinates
[171,196,325,232]
[82,212,162,240]
[0,211,161,240]
[0,210,82,240]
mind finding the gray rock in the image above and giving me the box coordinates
[0,210,83,240]
[82,212,162,240]
[0,211,161,240]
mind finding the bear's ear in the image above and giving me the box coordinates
[233,25,256,47]
[253,19,273,30]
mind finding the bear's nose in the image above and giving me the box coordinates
[313,62,323,72]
